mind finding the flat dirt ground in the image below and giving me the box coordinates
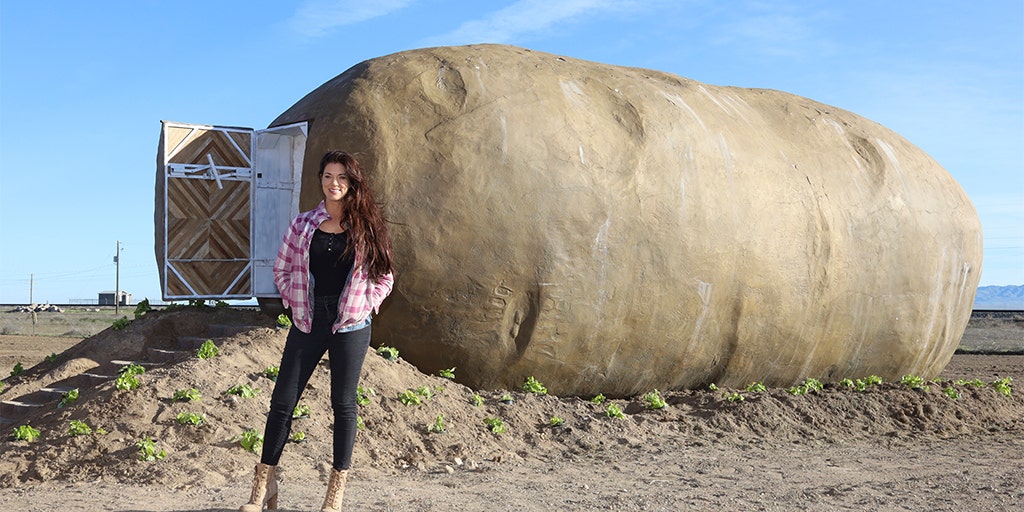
[0,308,1021,512]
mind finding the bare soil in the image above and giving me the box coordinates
[0,308,1021,511]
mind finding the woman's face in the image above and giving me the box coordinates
[321,162,351,202]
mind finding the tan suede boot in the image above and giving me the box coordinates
[239,463,278,511]
[320,468,349,512]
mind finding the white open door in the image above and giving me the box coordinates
[253,122,307,298]
[156,120,306,302]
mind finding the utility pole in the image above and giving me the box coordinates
[29,274,33,305]
[114,240,122,314]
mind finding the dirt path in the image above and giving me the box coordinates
[1,430,1020,511]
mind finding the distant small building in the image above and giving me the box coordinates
[98,291,132,306]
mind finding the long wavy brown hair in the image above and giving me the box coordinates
[319,150,394,282]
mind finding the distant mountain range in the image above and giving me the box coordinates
[974,285,1024,310]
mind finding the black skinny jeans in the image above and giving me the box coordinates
[260,295,371,470]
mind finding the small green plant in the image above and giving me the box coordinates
[522,376,548,394]
[642,389,667,410]
[708,383,719,391]
[415,385,434,400]
[214,300,229,308]
[188,299,208,308]
[45,352,58,363]
[844,375,882,392]
[376,345,399,361]
[398,390,422,405]
[67,420,93,436]
[137,436,167,461]
[10,362,24,377]
[172,388,201,402]
[499,392,515,404]
[356,386,376,406]
[12,424,41,442]
[549,416,565,427]
[942,386,961,400]
[58,388,80,408]
[275,314,292,328]
[438,367,456,379]
[175,412,206,426]
[196,339,219,359]
[484,417,506,434]
[427,414,446,433]
[803,378,824,392]
[724,392,745,402]
[111,316,131,330]
[591,393,606,404]
[133,298,152,319]
[356,416,365,430]
[991,377,1013,397]
[746,382,767,393]
[235,428,263,453]
[471,394,484,406]
[605,403,625,418]
[955,378,986,387]
[292,404,311,418]
[262,365,280,381]
[115,364,146,391]
[120,363,146,376]
[225,384,260,398]
[290,431,306,443]
[787,377,824,395]
[901,374,928,391]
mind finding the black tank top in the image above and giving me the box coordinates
[309,228,355,297]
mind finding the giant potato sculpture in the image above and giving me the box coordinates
[270,44,982,396]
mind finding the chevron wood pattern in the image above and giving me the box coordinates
[166,260,251,297]
[167,179,250,259]
[166,125,251,168]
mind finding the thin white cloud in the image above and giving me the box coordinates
[287,0,416,37]
[716,14,813,57]
[712,3,840,59]
[423,0,629,46]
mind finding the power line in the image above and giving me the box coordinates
[0,265,109,281]
[0,262,155,280]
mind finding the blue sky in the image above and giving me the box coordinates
[0,1,1021,305]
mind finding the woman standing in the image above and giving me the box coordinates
[240,150,394,512]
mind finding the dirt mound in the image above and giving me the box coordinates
[1,308,1021,490]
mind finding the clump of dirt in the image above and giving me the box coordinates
[1,308,1022,490]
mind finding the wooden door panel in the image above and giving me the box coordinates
[166,261,251,297]
[167,179,250,259]
[160,121,253,299]
[165,126,252,167]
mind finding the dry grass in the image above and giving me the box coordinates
[0,307,135,338]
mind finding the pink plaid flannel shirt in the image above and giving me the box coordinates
[273,201,394,334]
